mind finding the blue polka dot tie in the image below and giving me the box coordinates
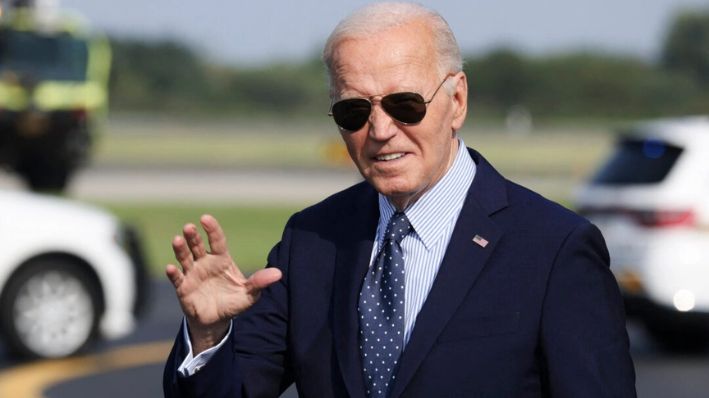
[358,211,412,398]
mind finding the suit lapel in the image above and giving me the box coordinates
[332,184,378,398]
[390,150,509,398]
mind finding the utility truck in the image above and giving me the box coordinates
[0,0,110,190]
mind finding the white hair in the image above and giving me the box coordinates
[322,2,463,91]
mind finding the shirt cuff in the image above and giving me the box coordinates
[177,318,233,377]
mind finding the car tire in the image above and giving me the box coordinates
[0,257,101,359]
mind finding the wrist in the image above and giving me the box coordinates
[187,319,231,354]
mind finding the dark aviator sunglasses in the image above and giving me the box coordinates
[328,75,452,132]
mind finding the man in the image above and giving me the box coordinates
[163,3,636,397]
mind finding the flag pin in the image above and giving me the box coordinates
[472,235,489,248]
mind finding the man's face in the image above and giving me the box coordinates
[330,20,468,210]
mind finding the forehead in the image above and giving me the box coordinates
[330,21,439,96]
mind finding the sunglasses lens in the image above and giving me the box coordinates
[331,92,427,131]
[331,98,371,131]
[382,92,427,124]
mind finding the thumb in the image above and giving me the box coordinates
[247,267,283,291]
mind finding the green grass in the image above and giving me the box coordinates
[94,116,340,169]
[95,114,615,179]
[459,128,612,179]
[96,202,300,277]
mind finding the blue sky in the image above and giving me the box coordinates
[61,0,708,65]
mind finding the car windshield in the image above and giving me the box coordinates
[591,137,683,185]
[0,29,88,82]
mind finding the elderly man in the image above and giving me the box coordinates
[163,3,636,397]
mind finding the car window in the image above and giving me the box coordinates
[0,30,89,82]
[591,137,683,185]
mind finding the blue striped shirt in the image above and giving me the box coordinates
[372,139,476,345]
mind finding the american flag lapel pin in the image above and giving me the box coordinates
[472,234,489,248]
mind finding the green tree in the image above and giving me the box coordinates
[109,38,209,111]
[661,9,709,85]
[466,48,532,110]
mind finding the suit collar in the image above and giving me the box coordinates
[465,147,509,217]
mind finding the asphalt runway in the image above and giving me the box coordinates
[0,165,363,205]
[0,164,575,205]
[0,281,297,398]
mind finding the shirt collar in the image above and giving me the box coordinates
[377,138,476,250]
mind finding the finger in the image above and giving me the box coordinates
[201,214,229,255]
[172,235,194,272]
[246,268,283,292]
[183,223,207,259]
[165,264,184,288]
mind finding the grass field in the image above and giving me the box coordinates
[99,202,300,276]
[94,117,329,169]
[95,114,616,180]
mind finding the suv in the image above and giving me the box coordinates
[575,116,709,348]
[0,189,148,358]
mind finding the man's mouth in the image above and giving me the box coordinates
[375,152,405,161]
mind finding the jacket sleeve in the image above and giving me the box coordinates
[163,214,297,398]
[540,221,637,397]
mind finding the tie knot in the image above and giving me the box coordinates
[384,212,412,244]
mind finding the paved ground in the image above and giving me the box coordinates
[0,165,364,204]
[0,165,577,204]
[2,280,709,397]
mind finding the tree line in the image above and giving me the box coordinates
[108,8,709,121]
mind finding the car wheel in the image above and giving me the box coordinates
[0,258,101,358]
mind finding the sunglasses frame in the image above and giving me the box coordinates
[328,74,453,132]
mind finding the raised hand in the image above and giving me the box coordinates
[165,214,282,354]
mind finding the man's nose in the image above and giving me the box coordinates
[367,103,398,141]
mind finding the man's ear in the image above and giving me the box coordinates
[450,72,468,132]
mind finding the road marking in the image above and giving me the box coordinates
[0,340,172,398]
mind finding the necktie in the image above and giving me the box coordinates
[359,211,412,398]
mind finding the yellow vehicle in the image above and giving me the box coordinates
[0,1,110,190]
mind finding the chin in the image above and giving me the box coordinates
[368,178,416,201]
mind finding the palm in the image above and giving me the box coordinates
[175,251,249,325]
[165,214,282,349]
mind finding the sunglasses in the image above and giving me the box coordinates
[328,75,452,132]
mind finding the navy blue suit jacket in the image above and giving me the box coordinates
[164,149,636,397]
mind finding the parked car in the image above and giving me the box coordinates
[0,189,148,358]
[575,116,709,349]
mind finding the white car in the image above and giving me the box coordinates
[575,116,709,348]
[0,189,148,358]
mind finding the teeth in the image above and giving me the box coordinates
[376,153,404,161]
